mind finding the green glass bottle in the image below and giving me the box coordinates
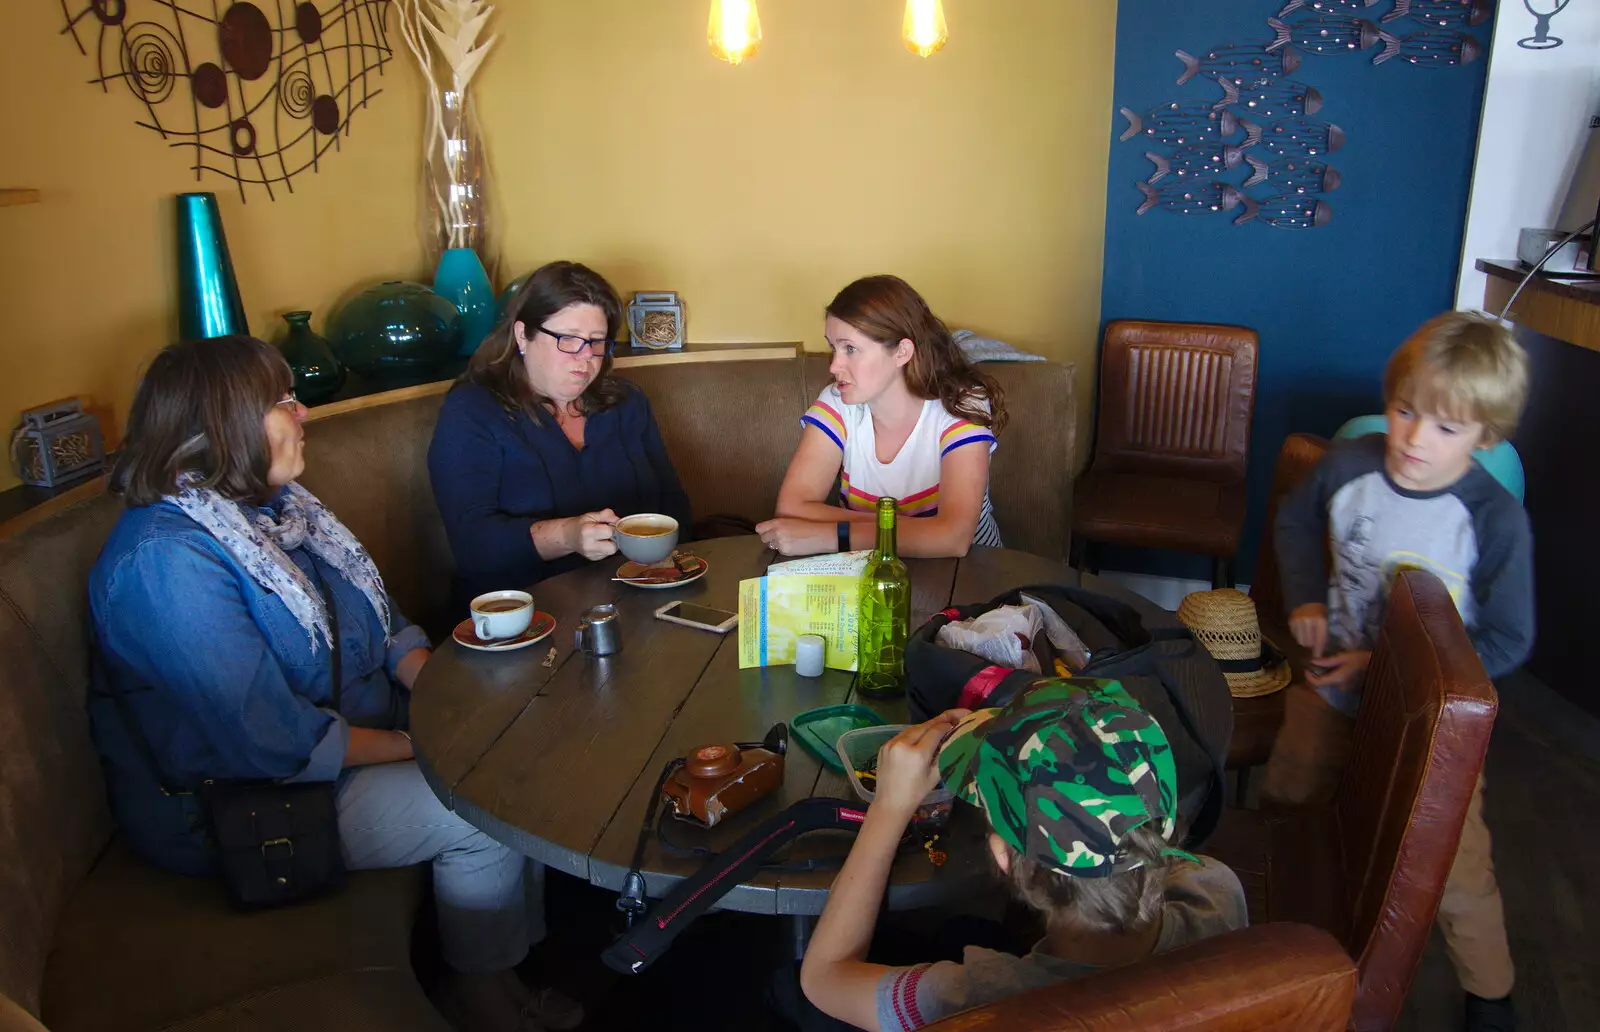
[857,496,911,699]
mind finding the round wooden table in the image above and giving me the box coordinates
[411,536,1138,916]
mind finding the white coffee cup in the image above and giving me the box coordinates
[470,590,533,640]
[614,513,680,565]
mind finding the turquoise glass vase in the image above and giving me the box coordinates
[328,281,462,384]
[498,271,532,322]
[274,311,346,405]
[433,248,497,356]
[175,192,248,340]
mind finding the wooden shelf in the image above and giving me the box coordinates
[0,189,40,207]
[612,340,799,368]
[1477,258,1600,353]
[306,340,803,419]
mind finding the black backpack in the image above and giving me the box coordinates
[905,584,1232,847]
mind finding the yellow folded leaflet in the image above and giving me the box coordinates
[738,552,869,671]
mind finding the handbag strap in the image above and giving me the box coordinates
[312,565,344,715]
[106,560,346,796]
[106,675,185,796]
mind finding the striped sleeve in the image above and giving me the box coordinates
[875,961,969,1031]
[939,418,996,457]
[876,964,934,1031]
[801,395,848,451]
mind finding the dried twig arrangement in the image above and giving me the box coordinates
[394,0,498,251]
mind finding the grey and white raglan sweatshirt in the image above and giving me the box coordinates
[1274,434,1534,715]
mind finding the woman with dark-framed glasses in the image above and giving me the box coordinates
[428,261,690,607]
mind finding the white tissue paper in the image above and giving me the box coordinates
[935,597,1094,673]
[936,605,1045,671]
[1018,593,1092,671]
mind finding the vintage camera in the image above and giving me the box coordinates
[661,723,787,828]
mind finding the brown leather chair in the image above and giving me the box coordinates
[1229,432,1330,778]
[1207,571,1498,1032]
[923,923,1355,1031]
[1071,320,1260,589]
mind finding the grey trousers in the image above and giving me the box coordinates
[336,760,543,973]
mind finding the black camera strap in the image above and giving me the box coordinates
[616,723,789,925]
[616,757,686,926]
[603,797,869,975]
[652,805,855,874]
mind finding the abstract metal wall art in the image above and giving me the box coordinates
[59,1,395,201]
[1118,0,1494,230]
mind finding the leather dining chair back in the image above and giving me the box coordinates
[1092,320,1258,483]
[1072,320,1260,588]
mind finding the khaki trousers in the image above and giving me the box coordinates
[1261,683,1515,999]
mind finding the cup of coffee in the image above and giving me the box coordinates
[470,590,534,641]
[614,514,680,565]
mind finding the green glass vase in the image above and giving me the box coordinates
[274,311,346,405]
[328,281,463,384]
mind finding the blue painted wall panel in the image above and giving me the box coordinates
[1098,1,1489,582]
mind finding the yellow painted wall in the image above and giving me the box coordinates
[0,2,428,492]
[0,0,1114,492]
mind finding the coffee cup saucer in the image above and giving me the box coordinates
[614,552,708,589]
[452,611,557,652]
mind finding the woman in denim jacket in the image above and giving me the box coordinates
[87,336,578,1032]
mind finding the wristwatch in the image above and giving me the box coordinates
[837,521,851,553]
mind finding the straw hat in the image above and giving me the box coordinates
[1177,589,1291,699]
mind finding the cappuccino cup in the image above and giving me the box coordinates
[614,514,680,565]
[470,590,533,641]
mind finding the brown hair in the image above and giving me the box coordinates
[1384,311,1530,444]
[999,824,1170,936]
[826,276,1008,432]
[111,335,293,507]
[463,260,628,422]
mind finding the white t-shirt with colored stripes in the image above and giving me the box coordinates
[802,385,1003,548]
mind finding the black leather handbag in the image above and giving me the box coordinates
[109,572,347,910]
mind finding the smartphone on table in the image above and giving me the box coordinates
[654,600,738,634]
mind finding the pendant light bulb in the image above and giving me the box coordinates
[903,0,948,57]
[708,0,762,65]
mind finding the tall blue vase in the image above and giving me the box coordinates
[175,193,248,341]
[433,248,496,356]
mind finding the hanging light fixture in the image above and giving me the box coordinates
[902,0,948,57]
[708,0,762,65]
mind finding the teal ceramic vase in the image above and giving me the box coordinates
[175,192,248,340]
[434,248,497,356]
[498,271,532,322]
[274,311,346,405]
[328,282,462,383]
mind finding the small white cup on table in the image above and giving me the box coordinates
[795,634,826,678]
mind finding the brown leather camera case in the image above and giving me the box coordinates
[661,742,785,827]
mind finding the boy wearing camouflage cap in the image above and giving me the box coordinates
[800,678,1246,1031]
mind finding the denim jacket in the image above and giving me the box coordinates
[87,496,430,875]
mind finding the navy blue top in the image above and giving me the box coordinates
[427,380,691,607]
[88,497,429,875]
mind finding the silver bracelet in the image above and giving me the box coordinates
[397,730,412,743]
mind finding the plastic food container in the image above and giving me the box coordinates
[791,705,886,772]
[835,725,954,827]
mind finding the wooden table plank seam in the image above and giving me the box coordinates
[581,632,735,859]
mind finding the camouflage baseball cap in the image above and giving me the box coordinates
[936,677,1180,877]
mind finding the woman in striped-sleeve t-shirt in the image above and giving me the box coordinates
[757,275,1007,557]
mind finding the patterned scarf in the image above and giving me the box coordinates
[166,476,391,653]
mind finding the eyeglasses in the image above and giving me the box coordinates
[537,325,616,357]
[275,391,300,409]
